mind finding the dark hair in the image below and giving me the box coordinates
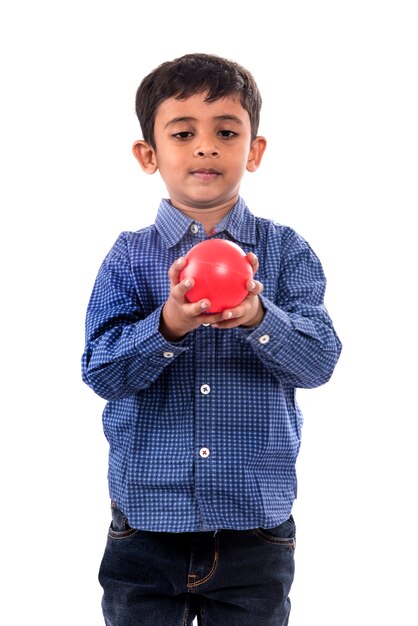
[135,53,262,149]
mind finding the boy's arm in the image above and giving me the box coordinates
[232,229,342,389]
[81,234,188,400]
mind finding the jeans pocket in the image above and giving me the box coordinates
[252,515,296,551]
[107,501,139,540]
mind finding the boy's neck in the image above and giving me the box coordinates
[171,198,237,235]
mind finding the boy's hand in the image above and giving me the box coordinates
[160,253,264,341]
[210,252,265,330]
[160,257,223,341]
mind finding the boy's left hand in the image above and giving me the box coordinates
[211,252,264,329]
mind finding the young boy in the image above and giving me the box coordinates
[82,53,342,625]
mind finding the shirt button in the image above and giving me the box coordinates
[199,447,210,458]
[163,351,174,358]
[190,223,199,235]
[200,384,211,395]
[259,334,270,344]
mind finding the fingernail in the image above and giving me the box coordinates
[250,281,256,290]
[184,278,192,287]
[200,301,208,310]
[226,311,233,319]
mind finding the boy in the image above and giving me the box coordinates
[82,53,342,625]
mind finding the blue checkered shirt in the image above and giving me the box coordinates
[82,197,341,532]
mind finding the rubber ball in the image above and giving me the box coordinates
[180,239,253,313]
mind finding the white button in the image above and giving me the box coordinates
[163,351,174,358]
[200,384,211,395]
[259,334,270,344]
[190,224,199,234]
[199,447,210,458]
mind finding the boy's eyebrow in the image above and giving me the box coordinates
[164,115,244,129]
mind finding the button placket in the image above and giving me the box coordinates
[194,328,214,519]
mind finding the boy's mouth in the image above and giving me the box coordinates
[190,168,221,181]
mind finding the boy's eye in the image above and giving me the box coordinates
[173,131,193,139]
[218,130,237,138]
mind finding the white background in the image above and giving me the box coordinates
[1,1,417,624]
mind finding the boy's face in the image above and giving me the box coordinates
[133,92,266,213]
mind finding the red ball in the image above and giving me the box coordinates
[180,239,253,313]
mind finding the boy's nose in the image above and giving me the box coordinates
[193,141,220,158]
[194,149,219,158]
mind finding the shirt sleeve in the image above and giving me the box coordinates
[235,227,342,388]
[81,233,187,400]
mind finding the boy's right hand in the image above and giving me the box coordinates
[160,257,222,341]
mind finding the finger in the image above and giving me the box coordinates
[196,308,230,325]
[211,315,239,329]
[194,300,212,315]
[173,276,195,300]
[168,257,187,286]
[246,252,259,275]
[246,279,264,295]
[211,307,240,327]
[182,296,214,318]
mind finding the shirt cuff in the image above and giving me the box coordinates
[234,295,321,352]
[134,305,189,364]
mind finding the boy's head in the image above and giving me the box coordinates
[135,53,262,149]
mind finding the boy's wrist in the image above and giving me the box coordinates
[160,303,195,342]
[159,315,187,342]
[241,299,265,328]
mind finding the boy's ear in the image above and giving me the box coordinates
[246,136,267,173]
[132,140,158,174]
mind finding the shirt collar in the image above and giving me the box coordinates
[155,196,257,248]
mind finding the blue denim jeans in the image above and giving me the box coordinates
[99,503,295,625]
